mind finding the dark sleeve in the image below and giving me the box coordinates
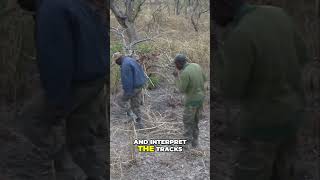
[37,1,74,110]
[121,62,134,97]
[216,30,254,99]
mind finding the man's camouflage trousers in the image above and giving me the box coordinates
[18,78,108,180]
[233,135,297,180]
[119,88,143,120]
[183,104,203,146]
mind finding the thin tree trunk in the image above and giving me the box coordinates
[125,21,138,42]
[110,0,140,43]
[184,1,188,15]
[191,0,199,32]
[175,0,180,15]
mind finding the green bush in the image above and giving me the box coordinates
[110,42,123,94]
[110,42,123,55]
[110,65,121,94]
[147,74,160,90]
[135,43,154,54]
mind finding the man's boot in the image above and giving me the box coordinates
[184,140,193,150]
[192,138,199,148]
[135,118,144,129]
[192,132,199,148]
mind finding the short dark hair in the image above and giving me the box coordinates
[174,54,187,64]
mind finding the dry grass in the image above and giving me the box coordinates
[110,6,210,94]
[110,89,183,177]
[110,86,210,179]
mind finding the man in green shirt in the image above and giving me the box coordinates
[214,0,310,179]
[174,54,206,148]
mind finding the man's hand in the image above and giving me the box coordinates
[173,70,179,77]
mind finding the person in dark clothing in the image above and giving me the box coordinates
[214,0,310,179]
[113,52,147,129]
[18,0,108,180]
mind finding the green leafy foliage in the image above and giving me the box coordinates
[135,43,154,54]
[110,42,124,55]
[147,74,160,90]
[110,42,123,94]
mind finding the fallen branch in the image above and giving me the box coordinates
[129,38,154,49]
[114,122,167,132]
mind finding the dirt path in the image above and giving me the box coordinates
[110,86,210,180]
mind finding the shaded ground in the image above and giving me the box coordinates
[211,97,320,180]
[0,106,53,180]
[110,85,210,180]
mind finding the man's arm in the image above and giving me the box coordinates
[121,62,134,97]
[37,1,74,110]
[294,30,311,66]
[176,71,189,93]
[202,70,207,82]
[217,30,254,99]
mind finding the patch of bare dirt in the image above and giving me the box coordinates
[110,85,210,180]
